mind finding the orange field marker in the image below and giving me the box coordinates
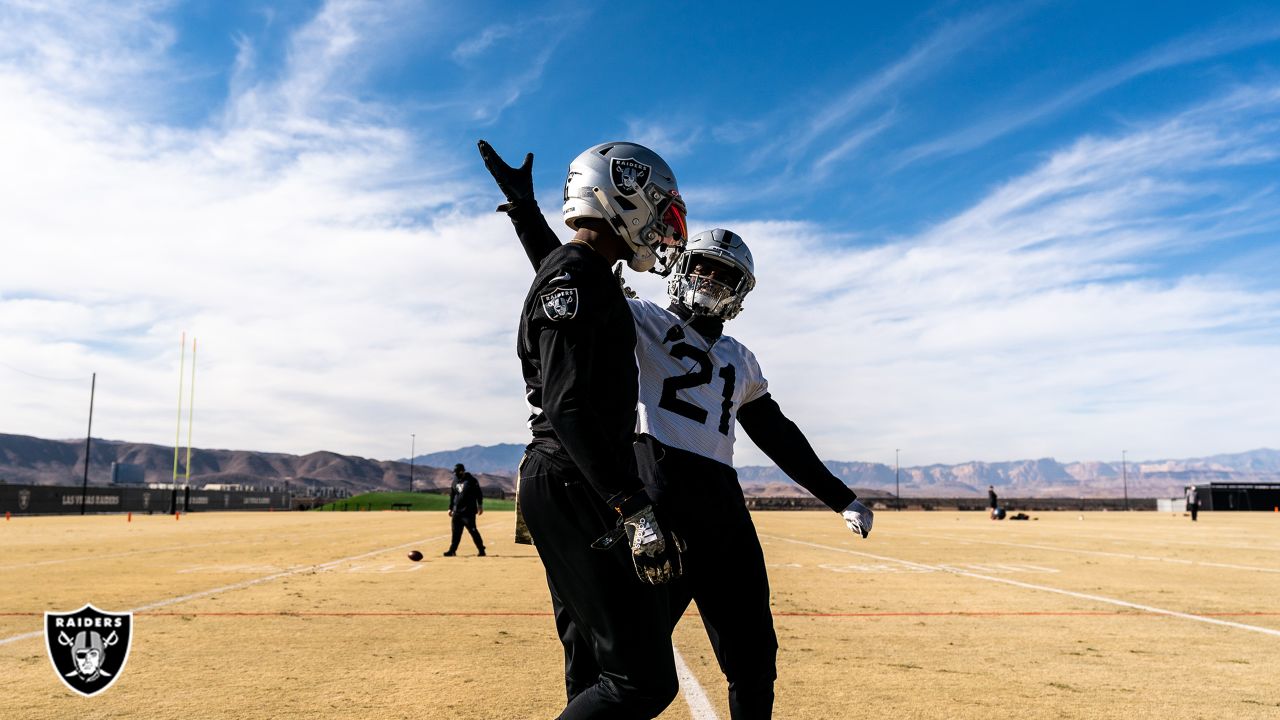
[176,512,181,521]
[127,512,132,522]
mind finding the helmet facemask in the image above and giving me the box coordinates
[669,253,753,320]
[667,228,756,321]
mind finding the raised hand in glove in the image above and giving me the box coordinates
[595,492,686,585]
[843,499,874,538]
[477,139,535,212]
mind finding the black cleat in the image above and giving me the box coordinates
[478,549,486,557]
[442,551,456,557]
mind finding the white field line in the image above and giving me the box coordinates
[0,540,242,571]
[759,534,1280,639]
[910,525,1280,553]
[0,525,492,647]
[900,532,1280,574]
[672,645,720,720]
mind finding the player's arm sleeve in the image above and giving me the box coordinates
[738,393,857,512]
[506,202,562,271]
[537,284,643,502]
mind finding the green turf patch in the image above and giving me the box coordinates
[312,491,514,512]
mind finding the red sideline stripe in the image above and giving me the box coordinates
[4,611,1280,618]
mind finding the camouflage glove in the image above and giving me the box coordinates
[594,492,685,585]
[477,139,535,212]
[622,502,686,584]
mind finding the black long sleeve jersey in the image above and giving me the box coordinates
[518,241,644,503]
[507,202,855,513]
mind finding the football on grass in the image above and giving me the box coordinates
[407,550,423,562]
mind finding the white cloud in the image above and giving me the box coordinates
[621,119,702,160]
[2,2,1278,473]
[0,1,533,458]
[451,23,517,63]
[897,19,1280,167]
[716,86,1280,465]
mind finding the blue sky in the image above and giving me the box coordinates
[1,1,1278,468]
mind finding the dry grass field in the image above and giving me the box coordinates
[2,509,1278,719]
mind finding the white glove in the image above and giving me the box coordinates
[842,499,873,538]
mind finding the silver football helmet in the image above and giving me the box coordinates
[562,142,688,273]
[667,228,756,320]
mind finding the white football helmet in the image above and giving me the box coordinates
[667,228,756,320]
[562,142,688,273]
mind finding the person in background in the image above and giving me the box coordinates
[444,464,485,557]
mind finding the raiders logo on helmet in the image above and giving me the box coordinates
[610,157,651,196]
[541,288,579,321]
[45,605,133,697]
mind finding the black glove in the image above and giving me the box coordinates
[477,139,535,212]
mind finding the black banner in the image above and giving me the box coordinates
[0,484,289,515]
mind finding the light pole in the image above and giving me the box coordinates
[80,372,96,516]
[895,448,901,511]
[409,434,416,493]
[1122,449,1129,511]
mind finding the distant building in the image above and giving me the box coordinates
[1186,482,1280,511]
[111,462,146,485]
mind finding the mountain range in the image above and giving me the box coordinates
[0,433,501,496]
[4,432,1277,499]
[417,444,1280,498]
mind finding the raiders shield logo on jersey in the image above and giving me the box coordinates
[610,157,650,196]
[45,605,133,697]
[541,288,579,321]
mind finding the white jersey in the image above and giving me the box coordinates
[628,298,769,466]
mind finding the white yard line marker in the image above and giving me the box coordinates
[0,526,481,647]
[909,525,1280,553]
[900,532,1280,574]
[759,534,1280,639]
[0,539,242,571]
[673,645,720,720]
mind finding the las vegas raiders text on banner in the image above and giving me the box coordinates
[45,604,133,697]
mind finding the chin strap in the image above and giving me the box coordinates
[589,185,660,273]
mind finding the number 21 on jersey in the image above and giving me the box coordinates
[658,342,736,435]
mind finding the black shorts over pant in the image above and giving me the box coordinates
[519,448,678,720]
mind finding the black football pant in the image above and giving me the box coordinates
[558,439,779,719]
[649,441,777,720]
[519,448,678,720]
[448,512,485,554]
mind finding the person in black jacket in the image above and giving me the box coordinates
[444,464,485,557]
[480,140,873,720]
[500,140,690,720]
